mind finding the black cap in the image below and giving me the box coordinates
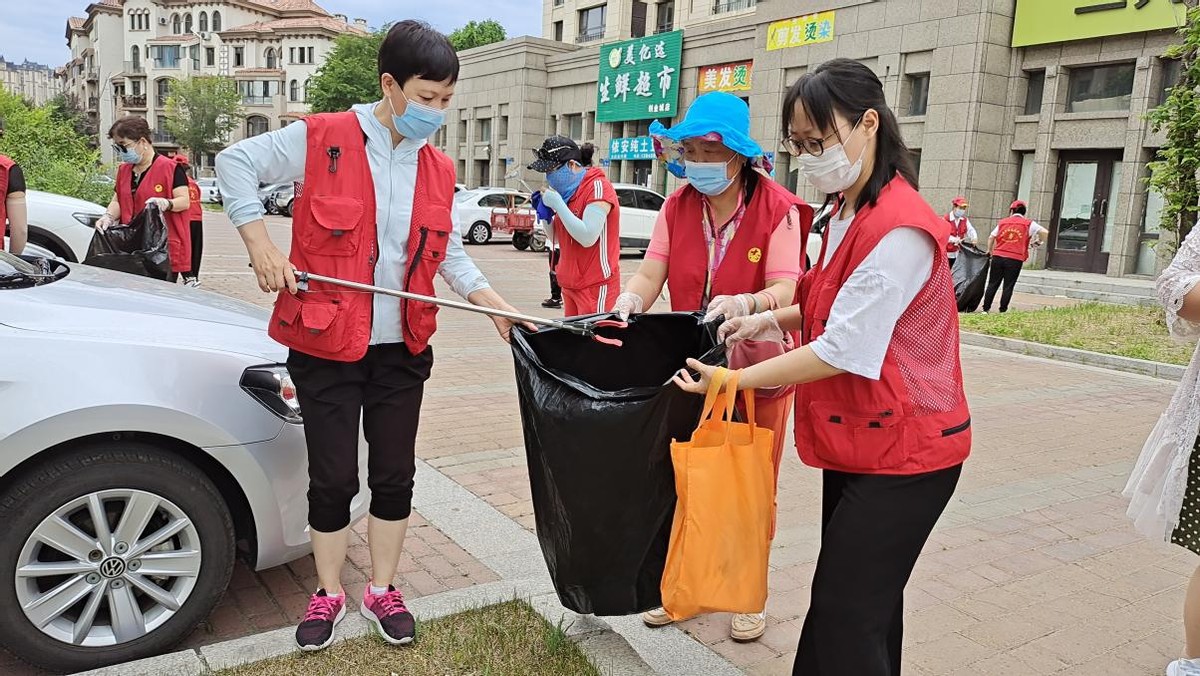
[528,135,581,173]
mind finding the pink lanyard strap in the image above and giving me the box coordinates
[700,190,746,306]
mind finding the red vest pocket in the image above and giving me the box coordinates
[807,401,914,472]
[272,293,347,354]
[301,195,365,257]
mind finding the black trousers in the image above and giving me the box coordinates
[793,464,962,676]
[187,220,204,276]
[548,247,562,300]
[982,256,1023,312]
[286,343,433,533]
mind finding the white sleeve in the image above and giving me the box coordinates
[989,225,1000,238]
[809,227,937,380]
[438,198,492,299]
[1029,221,1048,237]
[965,221,978,243]
[215,121,308,227]
[1158,225,1200,340]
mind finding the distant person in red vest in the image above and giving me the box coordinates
[216,20,528,653]
[677,59,970,673]
[100,117,191,279]
[174,154,204,287]
[0,116,29,255]
[527,136,620,316]
[944,195,977,268]
[981,199,1048,314]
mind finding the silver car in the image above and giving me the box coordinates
[0,253,366,672]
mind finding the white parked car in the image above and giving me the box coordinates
[612,183,666,251]
[457,188,543,250]
[196,177,221,204]
[2,189,105,262]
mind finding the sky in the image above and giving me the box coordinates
[0,0,543,69]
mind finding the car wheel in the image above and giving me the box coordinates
[0,443,235,673]
[530,229,547,253]
[284,199,294,218]
[468,222,492,245]
[512,232,531,251]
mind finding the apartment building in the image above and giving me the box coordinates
[444,0,1189,279]
[0,58,61,106]
[60,0,366,173]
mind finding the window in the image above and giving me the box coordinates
[212,11,221,31]
[130,12,136,30]
[1015,152,1034,207]
[290,47,296,63]
[713,0,755,14]
[906,73,930,116]
[586,112,596,139]
[499,116,509,141]
[578,5,607,43]
[290,79,298,101]
[199,11,208,32]
[554,21,564,42]
[266,48,277,69]
[565,113,583,139]
[1024,70,1045,115]
[554,0,563,5]
[184,13,192,34]
[631,0,647,38]
[478,118,492,143]
[172,13,181,34]
[1160,59,1183,105]
[1067,62,1135,113]
[458,117,468,142]
[234,47,244,68]
[637,190,664,211]
[303,78,310,102]
[153,45,181,68]
[131,45,140,70]
[131,79,142,96]
[156,78,171,107]
[656,1,675,33]
[1139,162,1165,275]
[480,193,508,208]
[205,47,215,67]
[246,116,269,137]
[617,189,638,208]
[307,47,314,63]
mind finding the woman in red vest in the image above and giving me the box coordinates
[943,195,977,268]
[216,21,528,653]
[675,59,971,674]
[99,117,191,278]
[981,200,1048,313]
[174,154,205,287]
[613,91,810,643]
[0,116,28,255]
[527,135,620,315]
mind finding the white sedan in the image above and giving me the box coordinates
[457,188,545,251]
[4,190,106,262]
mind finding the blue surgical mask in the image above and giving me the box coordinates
[387,92,446,140]
[953,208,967,219]
[547,163,585,201]
[685,156,737,196]
[117,145,141,164]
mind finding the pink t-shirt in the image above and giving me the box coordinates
[646,205,804,282]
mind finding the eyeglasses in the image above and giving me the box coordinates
[780,121,854,158]
[112,142,135,155]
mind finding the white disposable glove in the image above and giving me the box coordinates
[704,294,753,323]
[96,214,116,232]
[1030,238,1043,249]
[612,292,644,321]
[718,311,784,345]
[948,236,962,246]
[146,197,171,212]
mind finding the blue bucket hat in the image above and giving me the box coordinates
[650,92,771,179]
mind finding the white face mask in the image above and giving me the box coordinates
[796,122,866,195]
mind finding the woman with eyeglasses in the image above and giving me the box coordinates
[99,116,192,279]
[613,91,811,643]
[673,59,970,674]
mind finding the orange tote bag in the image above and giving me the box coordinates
[661,369,775,621]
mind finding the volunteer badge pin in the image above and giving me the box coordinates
[747,247,762,263]
[155,184,164,192]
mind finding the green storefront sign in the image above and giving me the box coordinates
[596,30,683,123]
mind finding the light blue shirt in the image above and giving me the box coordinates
[215,102,490,345]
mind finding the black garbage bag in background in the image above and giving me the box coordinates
[512,312,724,616]
[952,243,990,313]
[83,206,170,280]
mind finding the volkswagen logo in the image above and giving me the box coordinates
[98,557,126,579]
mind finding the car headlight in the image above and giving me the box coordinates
[73,212,102,228]
[240,365,302,423]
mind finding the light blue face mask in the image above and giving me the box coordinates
[387,90,446,140]
[116,144,142,164]
[547,163,585,201]
[685,155,737,196]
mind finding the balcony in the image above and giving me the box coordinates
[152,131,176,144]
[152,59,181,70]
[124,61,145,75]
[87,96,99,110]
[713,0,755,13]
[242,95,276,106]
[576,28,605,44]
[85,70,98,82]
[121,94,147,109]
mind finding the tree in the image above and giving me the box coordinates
[1147,1,1200,253]
[307,29,386,114]
[164,76,243,171]
[448,20,506,52]
[0,85,112,205]
[46,93,96,145]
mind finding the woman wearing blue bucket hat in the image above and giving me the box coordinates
[614,91,813,643]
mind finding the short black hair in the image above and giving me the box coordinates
[378,20,459,87]
[1012,204,1027,216]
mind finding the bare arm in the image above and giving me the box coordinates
[6,191,27,254]
[623,257,668,309]
[169,185,190,213]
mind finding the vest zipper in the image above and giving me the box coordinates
[401,226,430,329]
[941,417,971,437]
[327,146,341,173]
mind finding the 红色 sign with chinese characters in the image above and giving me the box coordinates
[766,11,835,51]
[609,136,656,161]
[1012,0,1188,48]
[698,61,753,95]
[596,30,683,123]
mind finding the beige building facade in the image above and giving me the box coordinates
[0,59,61,107]
[442,0,1189,278]
[60,0,365,173]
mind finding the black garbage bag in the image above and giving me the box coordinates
[512,312,725,616]
[953,243,990,313]
[84,206,171,280]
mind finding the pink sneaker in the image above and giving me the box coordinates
[295,589,346,651]
[361,584,416,645]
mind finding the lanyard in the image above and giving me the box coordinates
[700,189,746,306]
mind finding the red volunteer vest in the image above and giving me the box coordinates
[186,177,203,222]
[268,111,455,362]
[665,175,810,312]
[0,155,12,243]
[798,177,970,475]
[552,167,621,290]
[116,154,191,272]
[944,213,968,254]
[993,215,1032,262]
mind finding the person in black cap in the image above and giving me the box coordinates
[528,135,621,316]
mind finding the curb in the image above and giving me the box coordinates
[960,332,1185,381]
